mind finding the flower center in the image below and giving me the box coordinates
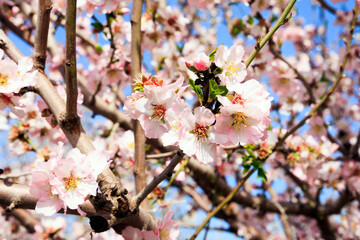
[279,78,289,85]
[231,94,246,105]
[160,228,170,239]
[225,62,239,77]
[151,105,166,122]
[230,112,248,130]
[0,73,9,86]
[134,74,163,91]
[63,174,80,191]
[190,124,209,142]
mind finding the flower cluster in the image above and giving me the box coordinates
[125,43,272,164]
[0,49,38,115]
[29,142,111,216]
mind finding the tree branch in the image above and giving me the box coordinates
[134,151,184,207]
[33,0,52,70]
[131,0,147,208]
[64,0,79,123]
[0,30,157,232]
[245,0,297,68]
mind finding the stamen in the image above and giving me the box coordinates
[230,112,248,130]
[190,124,209,142]
[225,62,239,77]
[0,73,9,86]
[63,174,80,191]
[151,105,166,123]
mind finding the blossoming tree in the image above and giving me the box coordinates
[0,0,359,239]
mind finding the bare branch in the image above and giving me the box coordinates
[134,151,185,207]
[33,0,52,70]
[0,30,157,232]
[131,0,147,207]
[64,0,79,122]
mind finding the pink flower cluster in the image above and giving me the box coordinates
[0,49,38,114]
[29,142,111,216]
[124,43,272,164]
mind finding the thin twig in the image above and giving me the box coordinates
[268,40,315,103]
[274,6,358,150]
[0,172,31,180]
[134,151,184,207]
[245,0,297,68]
[146,151,177,159]
[267,185,295,240]
[189,168,256,240]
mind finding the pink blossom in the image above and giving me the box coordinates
[214,79,272,146]
[121,226,157,240]
[30,142,111,215]
[185,52,210,71]
[125,75,184,139]
[0,51,37,94]
[29,158,65,216]
[50,148,100,209]
[178,106,217,164]
[214,43,247,91]
[156,210,179,240]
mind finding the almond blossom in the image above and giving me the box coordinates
[124,75,185,139]
[156,210,179,240]
[178,106,217,164]
[0,50,37,94]
[214,43,247,92]
[30,142,111,215]
[185,52,210,71]
[214,79,272,146]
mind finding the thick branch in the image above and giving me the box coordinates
[33,0,52,70]
[131,0,147,206]
[65,0,79,121]
[0,30,157,232]
[2,207,38,233]
[0,180,156,232]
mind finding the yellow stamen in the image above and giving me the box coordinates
[63,174,80,191]
[0,73,9,86]
[230,112,248,130]
[225,62,239,77]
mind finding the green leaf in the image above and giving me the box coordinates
[245,148,256,158]
[107,14,114,26]
[189,78,203,102]
[257,168,268,182]
[270,15,277,23]
[213,67,223,74]
[91,22,104,32]
[242,164,251,174]
[252,160,262,169]
[94,44,103,52]
[247,16,254,25]
[209,48,218,61]
[209,80,228,101]
[176,44,184,54]
[242,155,250,162]
[186,64,198,73]
[320,72,330,83]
